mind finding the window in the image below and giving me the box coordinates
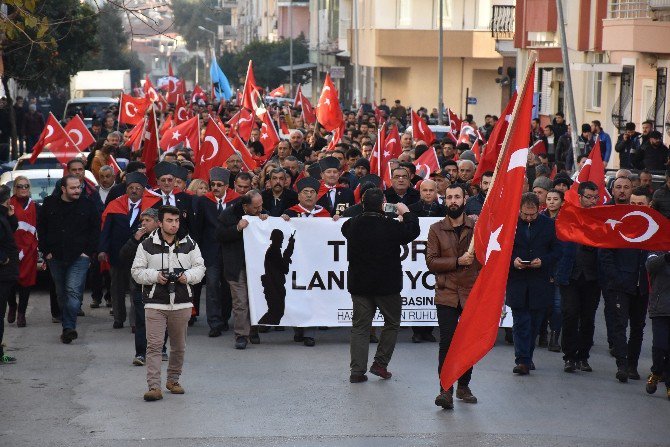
[434,0,453,28]
[397,0,412,28]
[587,53,604,109]
[476,0,491,30]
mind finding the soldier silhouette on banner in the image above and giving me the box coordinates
[258,229,295,325]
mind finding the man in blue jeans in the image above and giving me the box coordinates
[38,175,100,344]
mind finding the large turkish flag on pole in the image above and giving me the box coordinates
[316,73,344,132]
[564,138,611,206]
[119,94,151,126]
[411,109,436,145]
[29,113,80,165]
[159,116,200,153]
[440,57,536,391]
[142,107,160,188]
[64,115,96,150]
[556,201,670,250]
[193,119,236,182]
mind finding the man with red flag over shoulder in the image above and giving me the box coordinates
[316,156,354,217]
[426,183,481,409]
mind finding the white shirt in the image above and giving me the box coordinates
[128,200,140,226]
[162,192,175,206]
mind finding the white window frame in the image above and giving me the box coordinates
[586,53,604,111]
[397,0,412,28]
[433,0,453,29]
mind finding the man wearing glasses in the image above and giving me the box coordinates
[384,167,420,206]
[555,181,602,373]
[152,161,193,234]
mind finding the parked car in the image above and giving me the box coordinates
[0,169,98,204]
[407,124,453,143]
[13,152,88,171]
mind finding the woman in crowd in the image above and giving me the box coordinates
[6,177,39,328]
[540,188,564,352]
[187,179,209,197]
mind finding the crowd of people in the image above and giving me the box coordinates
[0,93,669,406]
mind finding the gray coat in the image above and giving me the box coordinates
[646,252,670,318]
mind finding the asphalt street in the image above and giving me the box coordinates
[1,288,669,447]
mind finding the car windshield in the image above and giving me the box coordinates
[15,158,63,170]
[5,178,58,204]
[65,102,115,120]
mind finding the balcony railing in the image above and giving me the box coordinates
[490,5,515,40]
[609,1,652,18]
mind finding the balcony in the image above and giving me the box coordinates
[603,1,670,53]
[490,5,515,41]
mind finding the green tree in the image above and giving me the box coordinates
[171,0,229,51]
[82,3,144,86]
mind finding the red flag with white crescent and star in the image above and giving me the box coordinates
[128,118,146,152]
[159,115,200,153]
[413,147,440,179]
[143,76,159,103]
[316,73,344,132]
[556,201,670,250]
[193,120,236,182]
[411,109,436,145]
[64,114,96,150]
[257,111,281,163]
[440,61,536,392]
[564,138,611,206]
[141,108,160,188]
[29,113,80,165]
[173,94,189,125]
[119,94,151,126]
[227,108,254,142]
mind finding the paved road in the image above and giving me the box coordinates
[1,289,669,447]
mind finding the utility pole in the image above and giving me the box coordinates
[353,0,360,106]
[556,0,580,168]
[315,0,320,96]
[195,40,199,85]
[289,0,293,97]
[438,0,444,125]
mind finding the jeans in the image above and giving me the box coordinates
[437,304,472,388]
[350,293,402,375]
[512,307,545,366]
[651,317,670,383]
[560,278,601,362]
[0,280,14,355]
[205,264,232,330]
[549,286,562,332]
[48,256,90,330]
[612,290,648,369]
[133,289,146,357]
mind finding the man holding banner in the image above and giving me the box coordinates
[341,188,420,383]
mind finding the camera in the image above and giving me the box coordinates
[161,268,185,293]
[383,203,398,214]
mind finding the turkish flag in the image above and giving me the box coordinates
[229,131,258,172]
[316,73,344,132]
[142,108,160,187]
[119,94,150,126]
[295,84,316,125]
[258,111,280,163]
[369,125,385,177]
[440,62,535,392]
[143,76,159,103]
[173,94,190,125]
[448,108,462,132]
[472,92,516,185]
[127,118,145,152]
[269,86,286,97]
[64,115,95,150]
[241,60,263,112]
[227,108,254,142]
[471,139,482,163]
[531,139,547,155]
[413,147,440,179]
[325,122,346,151]
[564,139,611,206]
[166,77,183,104]
[193,120,236,182]
[160,116,200,152]
[29,113,79,165]
[457,123,477,146]
[154,92,170,113]
[10,196,38,287]
[192,84,207,103]
[411,109,436,144]
[556,201,670,250]
[159,114,173,136]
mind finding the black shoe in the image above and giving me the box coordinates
[421,333,437,342]
[349,374,368,383]
[105,300,112,308]
[504,328,514,344]
[235,336,248,350]
[208,328,222,338]
[369,334,379,343]
[435,387,453,409]
[77,309,85,317]
[578,360,593,372]
[113,321,123,329]
[411,334,422,343]
[616,366,628,383]
[249,333,260,344]
[513,364,530,375]
[548,331,561,352]
[538,331,548,348]
[564,360,577,373]
[90,301,100,309]
[303,337,315,347]
[293,328,305,342]
[60,329,78,344]
[628,368,640,380]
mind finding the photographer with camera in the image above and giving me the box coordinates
[341,187,420,383]
[131,206,205,402]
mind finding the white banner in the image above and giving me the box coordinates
[243,216,513,327]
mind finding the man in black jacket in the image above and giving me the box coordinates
[341,188,421,383]
[261,167,298,217]
[652,169,670,218]
[38,175,100,344]
[217,190,269,350]
[384,166,420,206]
[152,161,193,233]
[0,185,19,364]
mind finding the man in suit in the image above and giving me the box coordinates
[105,161,147,205]
[317,156,355,216]
[98,172,149,329]
[384,166,420,206]
[261,167,298,217]
[90,165,115,309]
[507,193,560,375]
[192,168,239,337]
[152,161,193,234]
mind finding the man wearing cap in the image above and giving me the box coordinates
[105,161,147,205]
[192,167,239,337]
[352,158,370,180]
[317,156,355,216]
[262,168,298,217]
[552,175,571,193]
[633,130,669,171]
[430,169,451,205]
[118,207,160,366]
[152,161,193,234]
[99,172,150,329]
[464,171,492,216]
[172,165,189,192]
[278,177,331,347]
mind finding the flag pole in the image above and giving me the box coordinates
[468,51,537,254]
